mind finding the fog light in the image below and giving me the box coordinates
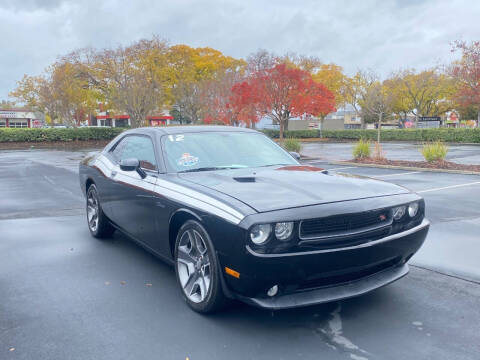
[267,285,278,297]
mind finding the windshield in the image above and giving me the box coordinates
[161,131,298,172]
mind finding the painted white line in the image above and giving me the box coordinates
[417,181,480,193]
[375,171,421,178]
[327,166,358,171]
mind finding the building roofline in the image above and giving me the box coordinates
[130,125,259,135]
[0,108,36,112]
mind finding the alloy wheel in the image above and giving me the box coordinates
[176,229,211,303]
[87,189,99,232]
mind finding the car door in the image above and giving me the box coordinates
[109,134,160,244]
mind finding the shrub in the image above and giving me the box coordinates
[421,142,448,162]
[261,128,480,143]
[262,129,319,139]
[282,138,301,153]
[0,127,125,143]
[353,139,371,159]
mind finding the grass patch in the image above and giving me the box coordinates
[353,139,371,159]
[282,138,302,153]
[421,142,448,162]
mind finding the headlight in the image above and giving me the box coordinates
[408,202,419,217]
[250,224,272,245]
[274,222,294,241]
[392,205,406,220]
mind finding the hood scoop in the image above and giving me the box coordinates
[233,176,256,183]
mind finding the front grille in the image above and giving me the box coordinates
[297,256,402,291]
[299,208,392,240]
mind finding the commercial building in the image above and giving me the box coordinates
[89,113,131,127]
[89,113,176,127]
[0,109,44,128]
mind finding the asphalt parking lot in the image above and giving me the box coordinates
[301,141,480,165]
[1,148,480,360]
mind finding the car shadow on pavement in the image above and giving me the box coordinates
[106,227,400,358]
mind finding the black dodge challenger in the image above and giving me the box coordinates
[79,126,429,313]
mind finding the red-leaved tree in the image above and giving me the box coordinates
[201,72,259,127]
[231,64,335,139]
[450,41,480,121]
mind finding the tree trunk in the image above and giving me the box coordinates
[360,114,365,129]
[377,113,382,144]
[319,116,325,138]
[130,113,145,128]
[477,109,480,124]
[279,121,284,140]
[415,113,419,128]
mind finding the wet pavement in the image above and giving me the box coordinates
[1,148,480,360]
[301,142,480,165]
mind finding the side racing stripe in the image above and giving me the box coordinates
[95,154,245,224]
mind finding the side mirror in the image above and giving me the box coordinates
[289,151,301,160]
[120,158,139,171]
[119,158,146,178]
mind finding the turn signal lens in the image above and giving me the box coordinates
[225,267,240,278]
[408,202,419,217]
[274,222,294,241]
[392,206,406,220]
[250,224,272,245]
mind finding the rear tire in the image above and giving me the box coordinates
[174,220,226,313]
[86,184,115,239]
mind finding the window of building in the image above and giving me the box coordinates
[0,120,6,127]
[9,120,28,128]
[115,119,129,128]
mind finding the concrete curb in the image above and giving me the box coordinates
[297,139,480,146]
[326,160,480,176]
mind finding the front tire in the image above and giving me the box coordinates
[174,220,226,313]
[86,184,115,239]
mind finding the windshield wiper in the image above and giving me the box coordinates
[178,166,243,173]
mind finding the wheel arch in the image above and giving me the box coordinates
[85,177,95,193]
[168,208,203,257]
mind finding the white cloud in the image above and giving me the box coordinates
[1,0,480,99]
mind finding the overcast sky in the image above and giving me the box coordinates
[1,0,480,100]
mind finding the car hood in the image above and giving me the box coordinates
[178,165,410,213]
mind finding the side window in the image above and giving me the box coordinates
[112,136,157,171]
[111,137,128,162]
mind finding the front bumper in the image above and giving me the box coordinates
[239,263,409,310]
[221,219,430,309]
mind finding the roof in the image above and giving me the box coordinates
[128,125,260,135]
[0,108,35,112]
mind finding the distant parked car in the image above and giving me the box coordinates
[79,126,429,313]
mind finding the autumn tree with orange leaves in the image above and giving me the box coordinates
[231,64,336,139]
[450,41,480,122]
